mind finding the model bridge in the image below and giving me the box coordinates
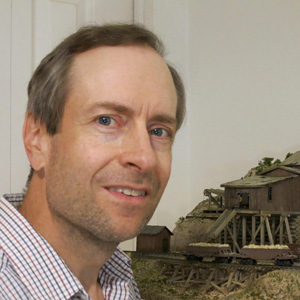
[191,208,300,253]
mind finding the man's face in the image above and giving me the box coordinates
[45,45,177,243]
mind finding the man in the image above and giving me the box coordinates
[0,24,185,300]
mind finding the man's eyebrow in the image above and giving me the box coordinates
[84,102,134,115]
[151,115,177,129]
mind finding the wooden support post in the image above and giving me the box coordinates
[265,217,274,245]
[227,226,241,252]
[284,217,293,244]
[242,216,247,246]
[210,282,227,294]
[168,266,188,283]
[233,216,237,252]
[185,268,196,288]
[218,232,222,244]
[271,216,276,240]
[235,271,239,281]
[169,266,179,282]
[246,222,252,237]
[252,216,256,244]
[280,216,284,244]
[203,270,216,293]
[274,215,284,244]
[250,218,265,244]
[232,280,247,288]
[224,227,228,244]
[260,215,265,245]
[226,272,235,287]
[237,218,242,239]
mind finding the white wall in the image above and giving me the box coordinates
[0,0,12,195]
[142,1,300,235]
[187,1,300,209]
[0,0,33,195]
[2,0,300,250]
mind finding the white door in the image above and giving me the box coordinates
[0,0,113,195]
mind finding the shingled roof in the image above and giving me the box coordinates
[221,175,297,188]
[139,225,173,236]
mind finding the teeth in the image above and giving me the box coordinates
[123,189,132,196]
[131,190,143,197]
[108,187,146,197]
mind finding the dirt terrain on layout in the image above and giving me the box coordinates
[132,258,300,300]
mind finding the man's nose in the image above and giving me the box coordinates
[119,127,157,173]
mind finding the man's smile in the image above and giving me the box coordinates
[106,187,146,197]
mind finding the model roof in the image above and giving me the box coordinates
[260,165,300,176]
[221,175,297,188]
[280,151,300,166]
[139,225,173,236]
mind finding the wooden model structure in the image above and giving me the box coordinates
[157,152,300,295]
[136,225,173,253]
[202,151,300,252]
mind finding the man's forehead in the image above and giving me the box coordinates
[69,44,176,97]
[70,44,172,80]
[65,44,177,124]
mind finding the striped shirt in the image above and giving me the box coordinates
[0,194,141,300]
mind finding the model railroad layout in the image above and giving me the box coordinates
[134,242,300,267]
[133,153,300,294]
[131,242,300,295]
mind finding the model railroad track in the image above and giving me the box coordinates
[131,252,300,272]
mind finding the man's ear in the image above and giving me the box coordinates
[23,113,51,172]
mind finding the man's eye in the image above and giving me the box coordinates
[150,128,167,137]
[98,116,112,126]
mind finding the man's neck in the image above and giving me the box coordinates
[47,216,117,294]
[19,178,118,298]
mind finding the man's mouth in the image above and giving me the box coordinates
[106,187,146,197]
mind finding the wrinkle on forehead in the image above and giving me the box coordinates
[64,45,177,128]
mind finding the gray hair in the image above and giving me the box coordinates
[26,23,186,185]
